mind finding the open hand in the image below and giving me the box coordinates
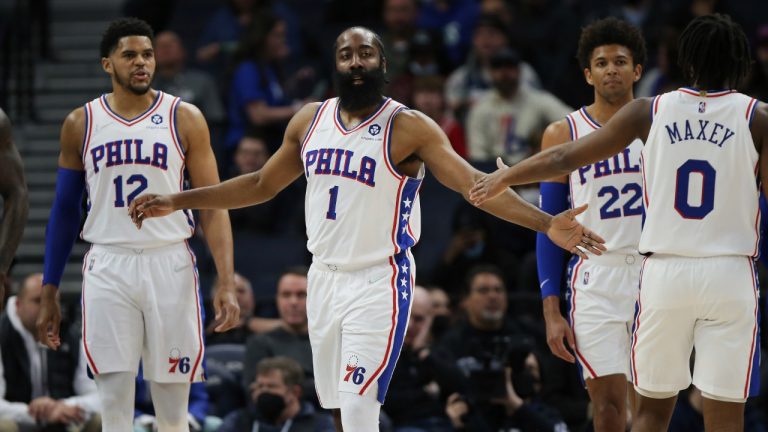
[547,204,606,259]
[128,194,175,229]
[469,157,512,206]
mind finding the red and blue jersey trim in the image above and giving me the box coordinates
[81,102,94,162]
[677,87,736,98]
[630,256,649,385]
[744,258,761,398]
[333,98,392,135]
[359,249,414,403]
[747,98,759,127]
[579,107,601,130]
[98,91,164,126]
[300,100,331,159]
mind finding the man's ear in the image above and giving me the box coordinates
[101,57,112,75]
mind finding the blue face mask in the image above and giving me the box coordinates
[464,241,485,259]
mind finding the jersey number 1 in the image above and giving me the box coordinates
[326,186,339,220]
[113,174,148,207]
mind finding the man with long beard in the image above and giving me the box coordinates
[36,17,239,432]
[126,26,605,431]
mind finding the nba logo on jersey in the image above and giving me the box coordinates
[583,271,590,285]
[368,124,381,135]
[698,101,706,113]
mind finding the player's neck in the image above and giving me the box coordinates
[589,91,634,125]
[106,87,158,119]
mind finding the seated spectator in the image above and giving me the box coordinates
[154,31,225,127]
[466,48,571,165]
[219,357,334,432]
[431,203,518,299]
[444,14,541,124]
[416,0,480,67]
[382,286,457,432]
[243,268,313,399]
[133,377,220,432]
[444,348,568,431]
[411,76,466,158]
[206,272,278,345]
[227,133,304,235]
[226,14,305,154]
[0,274,101,432]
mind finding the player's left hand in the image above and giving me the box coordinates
[469,157,512,206]
[212,283,240,333]
[548,204,606,259]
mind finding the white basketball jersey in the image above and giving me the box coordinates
[301,98,423,268]
[81,91,194,248]
[639,88,760,257]
[566,107,643,253]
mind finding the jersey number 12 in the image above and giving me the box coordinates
[113,174,148,207]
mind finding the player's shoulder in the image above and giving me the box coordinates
[173,100,205,123]
[541,117,573,150]
[61,107,87,135]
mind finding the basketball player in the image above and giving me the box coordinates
[35,18,240,432]
[0,107,28,307]
[471,14,764,432]
[128,26,605,431]
[534,18,645,431]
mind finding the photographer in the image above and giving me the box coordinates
[435,265,568,431]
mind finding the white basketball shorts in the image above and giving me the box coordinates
[80,242,205,383]
[307,250,415,408]
[566,251,642,382]
[630,254,760,401]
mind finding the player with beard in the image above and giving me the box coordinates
[127,26,606,432]
[36,18,239,432]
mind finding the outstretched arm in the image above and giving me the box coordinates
[398,110,605,258]
[0,109,28,294]
[469,98,652,205]
[177,102,238,333]
[129,103,319,222]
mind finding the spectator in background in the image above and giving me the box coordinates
[431,203,519,300]
[411,76,467,158]
[206,272,277,345]
[153,31,225,128]
[219,357,334,432]
[466,48,571,165]
[226,14,302,156]
[380,0,420,90]
[0,274,101,432]
[743,25,768,101]
[242,268,314,401]
[426,286,454,342]
[444,14,541,125]
[434,265,559,431]
[382,286,458,432]
[635,26,684,97]
[416,0,480,67]
[227,132,304,235]
[444,348,568,432]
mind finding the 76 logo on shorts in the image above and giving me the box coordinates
[168,348,191,374]
[343,355,366,385]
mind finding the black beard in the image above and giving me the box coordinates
[333,67,386,112]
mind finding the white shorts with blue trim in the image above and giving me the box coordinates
[566,252,641,382]
[81,242,205,383]
[631,255,761,401]
[307,250,414,408]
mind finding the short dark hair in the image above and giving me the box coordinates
[576,17,647,70]
[256,356,304,388]
[464,264,506,295]
[100,17,154,58]
[334,27,386,61]
[281,266,309,279]
[677,14,751,89]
